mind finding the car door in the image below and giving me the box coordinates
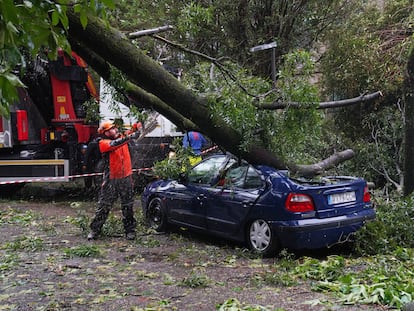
[203,164,264,237]
[167,155,229,230]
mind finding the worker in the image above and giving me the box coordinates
[183,131,208,166]
[87,120,140,241]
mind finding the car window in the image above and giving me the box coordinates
[244,166,263,189]
[226,165,248,187]
[222,164,263,189]
[188,156,228,184]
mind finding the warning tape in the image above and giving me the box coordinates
[0,167,153,185]
[201,145,219,155]
[0,146,219,186]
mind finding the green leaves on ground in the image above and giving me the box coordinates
[0,207,37,225]
[63,245,101,258]
[254,251,414,309]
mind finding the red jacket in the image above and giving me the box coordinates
[99,138,132,179]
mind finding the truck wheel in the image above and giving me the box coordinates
[146,197,168,232]
[247,219,279,257]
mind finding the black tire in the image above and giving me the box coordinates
[247,219,279,257]
[146,197,168,232]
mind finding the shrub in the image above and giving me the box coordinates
[354,192,414,255]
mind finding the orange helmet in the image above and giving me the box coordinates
[98,121,115,134]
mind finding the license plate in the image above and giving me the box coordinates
[328,191,356,205]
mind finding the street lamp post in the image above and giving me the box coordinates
[250,41,277,85]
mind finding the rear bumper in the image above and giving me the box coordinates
[271,208,376,250]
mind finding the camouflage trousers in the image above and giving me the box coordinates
[90,176,137,234]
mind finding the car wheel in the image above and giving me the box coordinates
[247,219,279,257]
[147,197,168,232]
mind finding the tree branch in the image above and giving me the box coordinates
[151,34,258,97]
[291,149,355,177]
[128,25,173,39]
[69,40,201,133]
[256,91,383,110]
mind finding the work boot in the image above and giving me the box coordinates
[87,231,98,240]
[126,232,136,240]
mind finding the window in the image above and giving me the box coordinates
[188,156,228,184]
[244,167,263,189]
[221,164,263,189]
[226,165,248,187]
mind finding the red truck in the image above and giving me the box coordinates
[0,49,99,191]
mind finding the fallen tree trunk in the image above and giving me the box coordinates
[403,48,414,195]
[66,10,355,176]
[69,41,201,133]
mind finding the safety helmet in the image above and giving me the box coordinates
[98,121,115,134]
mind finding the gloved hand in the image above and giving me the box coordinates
[128,131,140,140]
[132,122,142,131]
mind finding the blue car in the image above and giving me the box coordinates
[141,153,375,256]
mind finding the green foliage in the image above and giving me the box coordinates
[253,248,414,309]
[179,270,210,288]
[0,0,114,116]
[83,98,100,123]
[341,104,404,190]
[250,249,298,287]
[254,254,346,289]
[183,50,326,164]
[176,3,213,36]
[321,0,413,96]
[272,50,324,163]
[3,236,44,252]
[63,245,101,258]
[101,213,124,237]
[102,68,149,123]
[65,210,124,238]
[0,207,38,225]
[64,214,90,233]
[153,137,193,179]
[0,69,25,116]
[313,250,414,308]
[137,235,161,248]
[354,192,414,255]
[294,255,345,282]
[217,298,274,311]
[319,0,414,188]
[0,253,19,271]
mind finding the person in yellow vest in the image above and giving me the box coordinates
[183,131,208,166]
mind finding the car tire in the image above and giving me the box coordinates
[247,219,279,257]
[147,197,168,232]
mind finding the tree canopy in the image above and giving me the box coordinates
[1,0,414,183]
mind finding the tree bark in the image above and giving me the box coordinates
[403,48,414,196]
[66,10,355,177]
[69,41,201,133]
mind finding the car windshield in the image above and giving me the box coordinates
[188,155,229,184]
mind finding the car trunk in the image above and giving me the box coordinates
[292,176,368,219]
